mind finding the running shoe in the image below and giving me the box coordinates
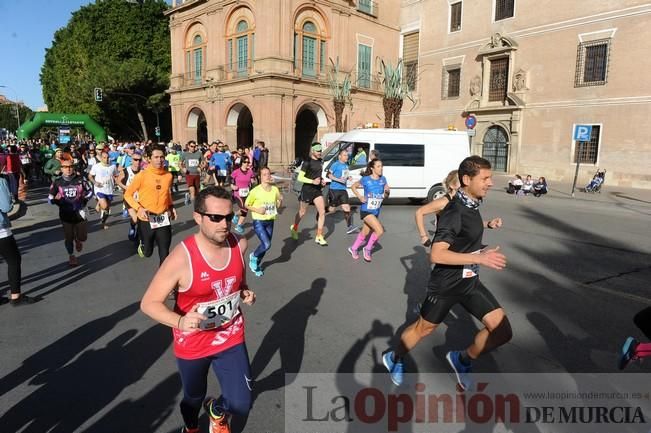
[618,337,639,370]
[234,224,245,235]
[184,193,191,206]
[254,269,264,278]
[10,295,36,307]
[446,351,473,391]
[248,253,259,274]
[362,248,372,262]
[203,398,231,433]
[290,225,298,240]
[75,240,83,253]
[348,247,359,260]
[137,243,145,258]
[382,351,404,386]
[122,209,129,218]
[346,225,360,234]
[315,235,328,246]
[69,255,79,267]
[128,226,137,241]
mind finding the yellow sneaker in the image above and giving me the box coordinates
[315,235,328,246]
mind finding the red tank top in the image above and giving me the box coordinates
[173,233,246,360]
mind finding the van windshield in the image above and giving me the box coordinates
[323,141,370,168]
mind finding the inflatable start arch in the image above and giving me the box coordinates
[17,113,108,142]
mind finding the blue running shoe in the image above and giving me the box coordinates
[446,351,472,391]
[618,337,638,370]
[128,226,136,241]
[122,209,129,218]
[382,351,404,386]
[248,253,259,273]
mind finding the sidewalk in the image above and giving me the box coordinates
[492,174,651,208]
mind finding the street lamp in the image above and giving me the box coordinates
[0,85,21,133]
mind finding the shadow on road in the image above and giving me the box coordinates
[250,277,325,400]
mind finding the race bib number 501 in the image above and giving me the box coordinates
[197,292,241,330]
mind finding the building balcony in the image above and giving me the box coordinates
[357,0,379,17]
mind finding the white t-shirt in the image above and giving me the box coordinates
[90,163,117,195]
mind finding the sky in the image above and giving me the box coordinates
[0,0,96,110]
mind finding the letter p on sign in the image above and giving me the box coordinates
[573,124,592,142]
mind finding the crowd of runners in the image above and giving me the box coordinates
[1,135,647,433]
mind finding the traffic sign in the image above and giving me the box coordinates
[467,129,476,137]
[94,88,103,102]
[573,124,592,141]
[465,114,477,129]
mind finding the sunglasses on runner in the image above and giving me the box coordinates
[61,165,74,169]
[132,158,142,161]
[198,212,235,223]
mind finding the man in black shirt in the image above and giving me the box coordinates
[290,143,328,246]
[383,156,511,390]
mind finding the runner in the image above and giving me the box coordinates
[348,159,390,262]
[166,145,182,193]
[124,144,176,265]
[88,149,118,230]
[43,148,63,182]
[18,143,32,184]
[210,145,232,187]
[0,161,34,305]
[290,143,328,246]
[230,156,256,235]
[326,149,357,234]
[415,170,460,246]
[382,156,511,390]
[181,140,203,205]
[619,307,651,369]
[245,167,282,277]
[117,151,143,241]
[48,153,94,266]
[140,186,256,433]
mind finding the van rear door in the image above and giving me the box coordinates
[374,140,425,197]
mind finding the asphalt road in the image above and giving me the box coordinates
[1,181,650,433]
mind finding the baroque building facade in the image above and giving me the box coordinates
[167,0,399,165]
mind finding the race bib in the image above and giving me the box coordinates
[366,197,383,210]
[462,250,481,278]
[21,158,30,165]
[79,210,87,220]
[342,169,349,179]
[196,292,241,330]
[238,187,249,197]
[149,212,170,229]
[188,159,199,167]
[263,203,277,217]
[64,187,78,198]
[218,169,228,177]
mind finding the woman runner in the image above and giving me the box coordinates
[245,167,282,277]
[348,159,390,262]
[230,157,256,234]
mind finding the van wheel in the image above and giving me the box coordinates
[408,197,424,205]
[427,185,446,202]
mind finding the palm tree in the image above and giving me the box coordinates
[380,60,413,128]
[326,57,352,132]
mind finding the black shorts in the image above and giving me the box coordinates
[328,189,349,207]
[360,210,379,220]
[420,279,501,324]
[299,186,323,205]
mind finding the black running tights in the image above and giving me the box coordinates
[0,235,21,295]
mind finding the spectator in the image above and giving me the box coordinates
[533,176,548,197]
[507,174,523,195]
[522,174,534,195]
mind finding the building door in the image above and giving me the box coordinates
[195,111,207,145]
[294,109,318,160]
[482,126,509,172]
[236,105,253,149]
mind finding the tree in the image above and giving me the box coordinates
[326,58,352,133]
[40,0,170,140]
[379,60,413,128]
[0,104,33,133]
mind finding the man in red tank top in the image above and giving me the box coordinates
[141,186,256,433]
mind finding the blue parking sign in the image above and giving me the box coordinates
[573,124,593,141]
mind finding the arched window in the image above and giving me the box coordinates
[185,31,206,84]
[294,19,327,78]
[227,18,255,78]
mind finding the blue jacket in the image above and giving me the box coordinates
[0,176,13,230]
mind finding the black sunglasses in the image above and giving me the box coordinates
[198,212,235,223]
[132,158,142,161]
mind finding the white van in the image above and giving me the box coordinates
[321,128,469,202]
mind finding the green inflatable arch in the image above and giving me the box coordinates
[17,113,108,142]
